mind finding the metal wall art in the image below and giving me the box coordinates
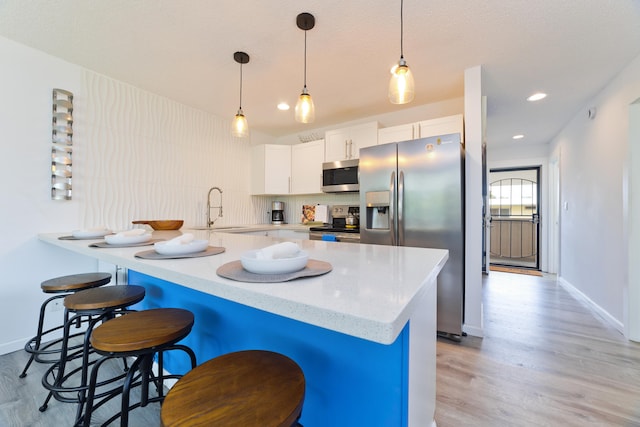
[51,89,73,200]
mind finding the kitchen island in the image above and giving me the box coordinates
[39,230,447,427]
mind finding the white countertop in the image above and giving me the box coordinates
[38,230,448,345]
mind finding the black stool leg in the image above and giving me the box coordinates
[120,355,146,427]
[20,294,66,378]
[81,355,113,427]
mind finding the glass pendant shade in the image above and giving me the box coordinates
[388,58,415,104]
[295,88,315,123]
[232,109,249,138]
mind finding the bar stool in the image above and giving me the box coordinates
[40,285,147,420]
[160,350,305,427]
[81,308,197,427]
[20,272,112,378]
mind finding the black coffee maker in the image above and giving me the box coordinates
[271,201,285,224]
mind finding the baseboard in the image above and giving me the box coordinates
[1,328,64,356]
[557,276,624,334]
[0,338,27,356]
[462,323,484,338]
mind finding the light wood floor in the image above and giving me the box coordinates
[435,271,640,426]
[2,272,639,426]
[0,342,164,426]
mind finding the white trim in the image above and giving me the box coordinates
[557,276,624,334]
[462,323,484,338]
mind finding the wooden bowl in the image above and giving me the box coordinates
[132,220,184,230]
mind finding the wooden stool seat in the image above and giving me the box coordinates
[81,308,197,427]
[41,272,112,293]
[64,285,146,311]
[161,350,305,427]
[90,308,195,354]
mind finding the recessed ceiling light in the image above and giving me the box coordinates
[527,92,547,102]
[512,134,524,140]
[277,102,290,111]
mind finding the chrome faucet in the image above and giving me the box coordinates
[207,186,223,227]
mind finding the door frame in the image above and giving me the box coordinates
[486,156,550,273]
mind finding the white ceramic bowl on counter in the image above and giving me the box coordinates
[240,250,309,275]
[104,233,152,245]
[72,228,112,239]
[154,239,209,255]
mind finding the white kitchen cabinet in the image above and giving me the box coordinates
[277,229,309,240]
[325,121,378,161]
[376,114,464,146]
[291,139,324,194]
[250,144,291,195]
[416,114,464,139]
[377,123,415,145]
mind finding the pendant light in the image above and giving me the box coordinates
[389,0,415,104]
[295,12,316,124]
[231,51,250,138]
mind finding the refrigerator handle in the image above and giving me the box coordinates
[398,170,404,246]
[390,171,396,246]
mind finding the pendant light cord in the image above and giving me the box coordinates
[238,62,243,110]
[303,30,308,89]
[400,0,404,60]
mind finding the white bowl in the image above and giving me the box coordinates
[72,228,112,239]
[240,250,309,275]
[104,233,152,245]
[154,239,209,255]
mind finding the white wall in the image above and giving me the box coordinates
[0,36,270,354]
[463,66,484,337]
[550,53,640,331]
[628,98,640,341]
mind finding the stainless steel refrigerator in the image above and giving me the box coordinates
[359,133,465,337]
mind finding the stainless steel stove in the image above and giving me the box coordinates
[309,205,360,243]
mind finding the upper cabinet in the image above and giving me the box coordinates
[377,123,415,145]
[251,140,325,196]
[291,139,324,195]
[251,144,292,195]
[377,114,464,145]
[417,114,464,140]
[325,121,378,162]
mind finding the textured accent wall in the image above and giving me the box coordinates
[76,70,267,230]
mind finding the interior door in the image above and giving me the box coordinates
[489,167,541,270]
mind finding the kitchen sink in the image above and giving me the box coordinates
[188,226,248,231]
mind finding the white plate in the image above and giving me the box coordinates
[72,228,112,239]
[104,233,152,245]
[241,250,309,275]
[154,239,209,255]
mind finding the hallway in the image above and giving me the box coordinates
[435,272,640,426]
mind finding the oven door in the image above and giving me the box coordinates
[309,230,360,243]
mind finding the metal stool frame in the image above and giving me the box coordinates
[20,273,111,378]
[79,341,196,427]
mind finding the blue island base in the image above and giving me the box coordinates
[129,270,410,427]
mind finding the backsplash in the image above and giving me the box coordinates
[258,193,360,225]
[77,70,263,230]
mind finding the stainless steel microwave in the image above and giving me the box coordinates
[322,159,359,193]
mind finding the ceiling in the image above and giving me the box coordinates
[1,1,639,148]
